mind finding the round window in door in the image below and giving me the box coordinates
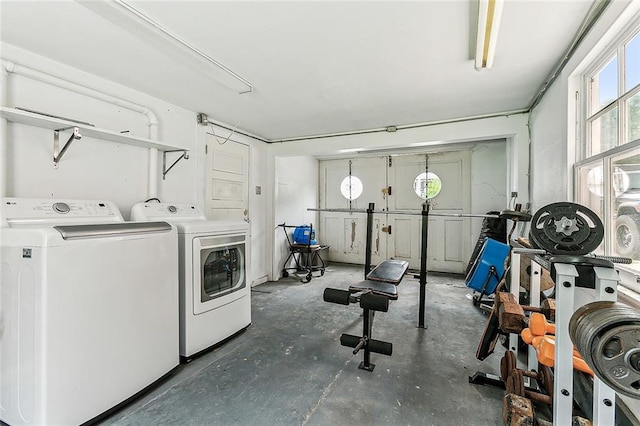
[413,172,442,199]
[340,176,364,200]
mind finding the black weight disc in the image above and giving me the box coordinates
[529,202,604,255]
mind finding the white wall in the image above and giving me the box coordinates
[529,0,640,211]
[471,140,508,240]
[269,113,530,210]
[1,44,270,285]
[272,155,319,278]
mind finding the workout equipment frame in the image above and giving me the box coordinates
[310,202,431,328]
[308,204,525,328]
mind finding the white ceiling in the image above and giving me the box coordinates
[0,0,596,142]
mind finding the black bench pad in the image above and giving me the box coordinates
[366,260,409,285]
[349,280,398,300]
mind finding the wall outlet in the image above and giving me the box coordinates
[511,191,518,197]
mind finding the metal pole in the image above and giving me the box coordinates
[362,308,373,370]
[365,202,374,278]
[306,207,499,219]
[418,202,429,328]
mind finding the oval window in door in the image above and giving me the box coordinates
[340,176,364,200]
[413,172,442,199]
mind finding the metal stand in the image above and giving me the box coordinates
[358,201,431,328]
[364,203,375,278]
[552,261,618,426]
[336,292,393,372]
[418,202,429,329]
[471,265,498,308]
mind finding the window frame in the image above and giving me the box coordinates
[575,17,640,281]
[583,26,640,160]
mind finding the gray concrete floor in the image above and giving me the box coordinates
[100,263,506,425]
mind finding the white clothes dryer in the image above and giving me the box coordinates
[0,198,179,426]
[131,202,251,360]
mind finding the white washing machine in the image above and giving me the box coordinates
[131,202,251,360]
[0,198,179,426]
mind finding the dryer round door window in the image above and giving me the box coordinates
[198,235,247,306]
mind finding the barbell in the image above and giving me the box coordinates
[307,207,531,221]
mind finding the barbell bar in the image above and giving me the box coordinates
[307,207,530,220]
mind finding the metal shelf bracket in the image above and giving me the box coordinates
[162,149,189,180]
[53,126,82,168]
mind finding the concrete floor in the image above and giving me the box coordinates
[100,263,507,425]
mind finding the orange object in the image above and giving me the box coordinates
[520,328,543,346]
[529,312,556,336]
[536,336,593,376]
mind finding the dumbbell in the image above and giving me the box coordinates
[521,328,590,377]
[500,351,554,399]
[536,335,593,376]
[505,369,553,406]
[528,312,555,336]
[496,294,555,334]
[523,299,556,322]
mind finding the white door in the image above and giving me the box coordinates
[388,151,471,273]
[205,134,249,221]
[318,157,388,265]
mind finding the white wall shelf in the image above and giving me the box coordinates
[0,106,183,152]
[1,106,189,175]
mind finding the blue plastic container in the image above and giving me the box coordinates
[293,225,317,245]
[465,237,510,294]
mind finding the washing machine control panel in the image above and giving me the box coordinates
[53,202,71,214]
[1,198,124,226]
[130,203,206,221]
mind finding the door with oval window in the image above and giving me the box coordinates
[318,157,388,265]
[318,151,471,273]
[387,152,471,272]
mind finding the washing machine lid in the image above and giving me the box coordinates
[130,202,206,222]
[177,220,249,235]
[1,198,124,227]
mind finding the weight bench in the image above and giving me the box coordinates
[323,259,409,372]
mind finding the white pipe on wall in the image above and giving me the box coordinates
[0,63,9,198]
[0,59,161,198]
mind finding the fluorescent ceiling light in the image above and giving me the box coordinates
[475,0,504,70]
[338,148,365,153]
[76,0,253,94]
[410,140,443,147]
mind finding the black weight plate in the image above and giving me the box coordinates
[529,202,604,255]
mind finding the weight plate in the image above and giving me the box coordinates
[501,350,517,382]
[538,364,554,399]
[510,369,525,397]
[592,324,640,398]
[529,202,604,255]
[569,302,640,399]
[505,373,515,394]
[500,210,533,222]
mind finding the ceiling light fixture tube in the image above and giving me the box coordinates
[475,0,504,70]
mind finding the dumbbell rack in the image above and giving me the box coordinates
[509,245,618,425]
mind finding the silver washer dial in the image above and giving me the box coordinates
[53,202,71,214]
